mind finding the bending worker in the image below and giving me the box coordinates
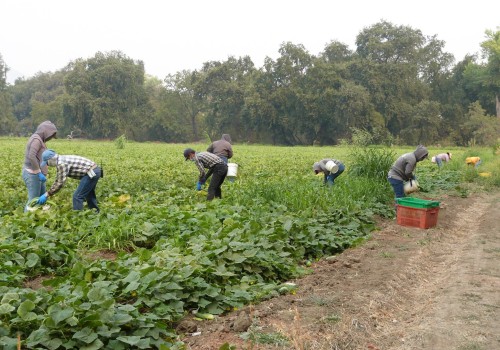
[37,149,102,212]
[184,148,228,200]
[387,145,428,198]
[313,158,345,186]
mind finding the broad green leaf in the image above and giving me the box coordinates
[26,253,39,268]
[283,219,293,232]
[80,338,104,350]
[42,338,63,350]
[122,271,141,283]
[26,329,50,347]
[117,336,143,345]
[72,327,98,344]
[123,281,140,293]
[50,306,74,325]
[0,304,15,314]
[110,312,133,326]
[17,300,35,318]
[1,292,19,304]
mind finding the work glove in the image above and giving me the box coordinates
[38,172,47,182]
[37,193,48,205]
[196,182,202,191]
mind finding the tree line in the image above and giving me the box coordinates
[1,21,499,146]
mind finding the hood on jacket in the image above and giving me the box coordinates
[414,145,428,161]
[36,121,57,141]
[221,134,232,143]
[312,162,322,173]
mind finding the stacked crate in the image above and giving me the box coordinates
[396,197,440,229]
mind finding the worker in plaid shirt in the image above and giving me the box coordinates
[37,149,102,212]
[183,148,228,200]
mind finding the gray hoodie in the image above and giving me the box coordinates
[23,121,57,174]
[388,145,428,181]
[312,158,343,175]
[207,134,233,159]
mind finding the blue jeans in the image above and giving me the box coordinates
[218,156,228,164]
[325,163,345,186]
[436,157,443,168]
[388,177,405,198]
[22,168,46,212]
[73,167,101,212]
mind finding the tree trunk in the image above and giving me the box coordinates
[496,94,500,119]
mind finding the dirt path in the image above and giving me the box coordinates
[181,192,500,350]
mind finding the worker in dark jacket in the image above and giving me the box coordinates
[21,120,57,212]
[387,145,428,198]
[37,149,102,212]
[207,134,233,164]
[184,148,228,200]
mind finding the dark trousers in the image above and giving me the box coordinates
[73,167,101,211]
[207,163,228,200]
[388,177,405,198]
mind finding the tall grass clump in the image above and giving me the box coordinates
[348,147,396,181]
[114,134,127,149]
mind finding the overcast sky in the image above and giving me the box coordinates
[1,0,499,83]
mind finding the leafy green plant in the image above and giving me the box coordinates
[114,134,127,149]
[348,147,395,181]
[0,138,497,349]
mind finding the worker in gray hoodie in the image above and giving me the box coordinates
[387,145,428,199]
[207,134,233,164]
[22,120,57,211]
[313,158,345,186]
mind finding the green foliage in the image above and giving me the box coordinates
[3,27,499,145]
[350,127,373,146]
[348,146,396,181]
[0,139,497,349]
[114,134,127,149]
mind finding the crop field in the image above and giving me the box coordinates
[0,138,498,349]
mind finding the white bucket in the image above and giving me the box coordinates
[404,179,419,194]
[325,160,339,174]
[227,163,238,177]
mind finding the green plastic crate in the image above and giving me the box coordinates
[396,197,440,209]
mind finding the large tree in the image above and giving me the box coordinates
[63,51,148,139]
[481,29,500,118]
[353,21,452,139]
[195,56,256,141]
[0,53,16,135]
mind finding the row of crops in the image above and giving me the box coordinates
[0,138,497,349]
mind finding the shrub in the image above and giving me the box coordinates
[114,134,127,149]
[348,147,396,181]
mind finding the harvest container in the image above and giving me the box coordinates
[396,197,439,209]
[227,163,238,177]
[396,197,440,229]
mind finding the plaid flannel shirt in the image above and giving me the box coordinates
[193,152,224,182]
[48,155,96,196]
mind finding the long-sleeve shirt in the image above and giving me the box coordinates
[388,145,428,181]
[48,155,96,196]
[207,134,233,159]
[436,153,450,162]
[193,152,224,182]
[23,121,57,174]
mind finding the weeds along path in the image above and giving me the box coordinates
[182,192,500,350]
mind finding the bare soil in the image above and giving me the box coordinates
[180,191,500,350]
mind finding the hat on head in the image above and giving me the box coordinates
[183,148,195,160]
[41,149,57,167]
